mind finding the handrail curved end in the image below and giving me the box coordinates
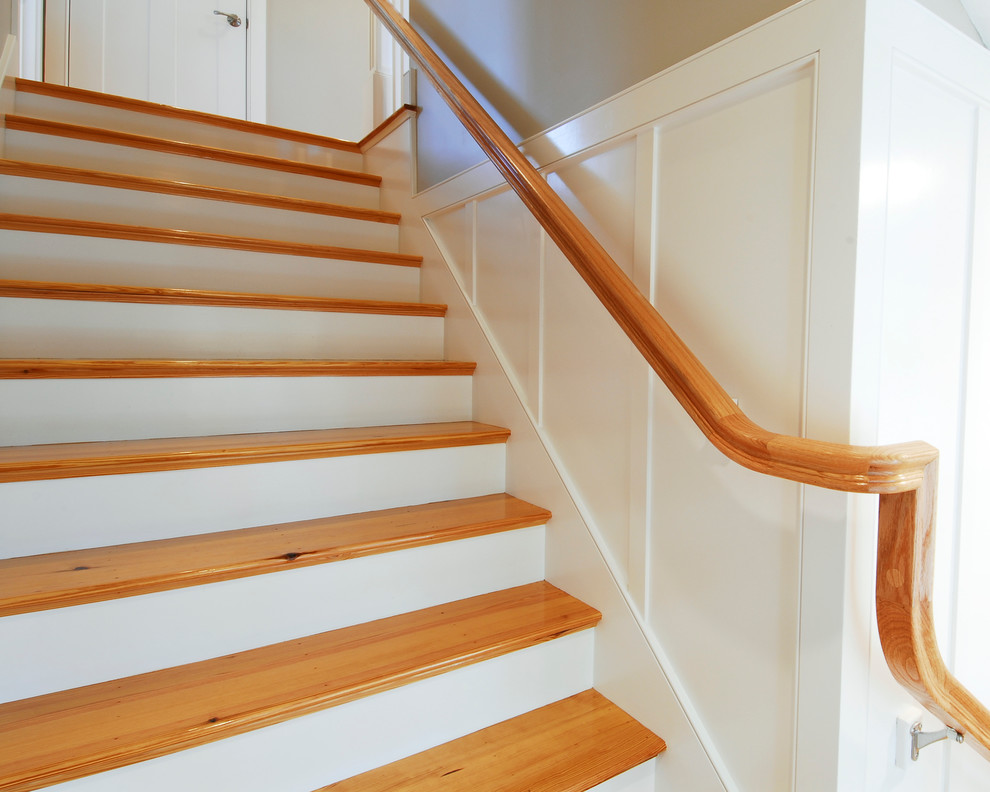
[865,440,939,494]
[877,458,990,758]
[715,412,937,494]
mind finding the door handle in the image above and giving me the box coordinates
[213,10,243,27]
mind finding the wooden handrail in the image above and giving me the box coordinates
[363,0,990,759]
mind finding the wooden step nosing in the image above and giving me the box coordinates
[0,160,401,225]
[15,78,363,153]
[0,214,423,267]
[358,105,419,152]
[0,583,599,791]
[0,422,511,483]
[0,359,476,379]
[320,690,666,792]
[0,279,445,316]
[5,115,380,186]
[0,495,551,616]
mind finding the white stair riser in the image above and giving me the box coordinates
[0,444,507,556]
[14,91,366,170]
[0,376,473,445]
[0,526,545,701]
[0,299,444,360]
[41,631,594,792]
[5,129,379,207]
[0,230,421,302]
[0,85,624,792]
[587,763,657,792]
[0,175,398,250]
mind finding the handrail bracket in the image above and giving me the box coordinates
[911,721,964,761]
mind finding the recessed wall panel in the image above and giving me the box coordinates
[426,202,475,296]
[475,189,543,412]
[647,65,814,792]
[541,140,640,581]
[547,141,637,278]
[542,243,638,580]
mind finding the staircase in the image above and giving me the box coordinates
[0,80,665,792]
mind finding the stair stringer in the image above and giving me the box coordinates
[364,110,729,792]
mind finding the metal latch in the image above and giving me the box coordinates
[213,10,243,27]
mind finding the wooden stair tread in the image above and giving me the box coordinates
[0,494,551,616]
[5,116,379,185]
[15,78,363,153]
[0,421,510,483]
[0,214,423,266]
[0,279,444,316]
[0,582,600,792]
[0,359,476,378]
[0,159,401,224]
[321,689,666,792]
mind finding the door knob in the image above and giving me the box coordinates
[213,10,243,27]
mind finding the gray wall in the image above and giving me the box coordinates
[917,0,983,40]
[0,0,14,47]
[411,0,801,186]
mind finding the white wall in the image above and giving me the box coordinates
[416,2,863,787]
[376,0,990,789]
[17,0,42,80]
[430,69,817,791]
[266,0,372,140]
[856,1,990,789]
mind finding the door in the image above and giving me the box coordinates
[60,0,249,118]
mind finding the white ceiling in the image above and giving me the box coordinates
[960,0,990,44]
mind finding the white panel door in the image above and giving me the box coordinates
[67,0,247,118]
